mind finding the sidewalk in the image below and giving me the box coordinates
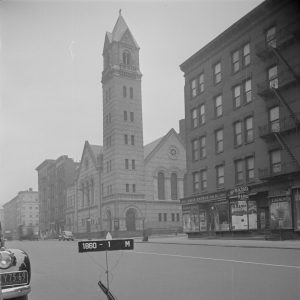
[135,234,300,250]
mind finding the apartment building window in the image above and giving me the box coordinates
[200,169,207,190]
[232,50,240,73]
[200,135,206,159]
[233,85,241,109]
[215,129,224,153]
[245,116,254,143]
[192,139,199,161]
[158,213,162,222]
[172,213,175,222]
[234,121,242,147]
[131,135,135,145]
[126,184,130,192]
[199,73,204,93]
[266,26,276,48]
[124,134,128,144]
[132,184,136,193]
[214,62,222,84]
[269,106,280,132]
[164,213,167,222]
[125,159,129,169]
[130,112,134,122]
[177,213,180,222]
[124,111,128,121]
[191,79,197,97]
[246,156,255,182]
[268,65,278,89]
[270,150,281,173]
[200,104,205,125]
[123,86,127,98]
[158,172,165,200]
[244,78,252,103]
[192,172,200,193]
[132,159,135,170]
[235,160,244,185]
[192,108,198,128]
[130,87,133,99]
[243,43,251,66]
[216,165,225,188]
[215,95,223,117]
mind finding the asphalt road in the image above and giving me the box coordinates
[6,239,300,300]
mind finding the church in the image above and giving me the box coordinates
[66,12,186,237]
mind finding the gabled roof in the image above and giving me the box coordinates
[77,141,103,180]
[144,128,185,163]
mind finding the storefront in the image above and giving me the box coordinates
[268,189,292,230]
[293,188,300,231]
[181,191,229,235]
[228,186,257,231]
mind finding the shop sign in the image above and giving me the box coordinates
[228,186,249,198]
[269,189,290,198]
[270,196,291,203]
[181,192,227,205]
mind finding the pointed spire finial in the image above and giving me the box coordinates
[119,9,122,16]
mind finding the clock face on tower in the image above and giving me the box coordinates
[168,145,178,160]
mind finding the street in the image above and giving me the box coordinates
[6,238,300,300]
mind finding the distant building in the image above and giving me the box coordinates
[36,156,78,237]
[180,0,300,238]
[3,188,39,239]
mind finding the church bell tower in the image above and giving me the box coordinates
[101,11,145,230]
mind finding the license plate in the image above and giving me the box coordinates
[0,271,28,287]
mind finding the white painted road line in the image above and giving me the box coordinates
[132,251,300,270]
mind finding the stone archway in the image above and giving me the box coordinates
[126,208,136,231]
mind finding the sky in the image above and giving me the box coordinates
[0,0,263,206]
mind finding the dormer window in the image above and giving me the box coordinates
[123,51,131,65]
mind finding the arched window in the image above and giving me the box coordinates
[126,208,136,231]
[171,172,178,200]
[158,172,165,200]
[123,51,130,65]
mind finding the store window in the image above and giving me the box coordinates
[293,189,300,230]
[215,203,230,231]
[270,196,292,229]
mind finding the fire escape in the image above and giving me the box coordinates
[256,21,300,180]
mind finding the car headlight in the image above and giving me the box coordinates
[0,251,14,269]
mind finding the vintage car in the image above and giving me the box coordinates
[58,230,74,241]
[0,223,31,300]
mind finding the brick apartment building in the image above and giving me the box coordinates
[180,0,300,238]
[36,155,78,238]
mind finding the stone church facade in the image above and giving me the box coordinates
[64,13,186,237]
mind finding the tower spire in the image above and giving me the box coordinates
[119,9,122,16]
